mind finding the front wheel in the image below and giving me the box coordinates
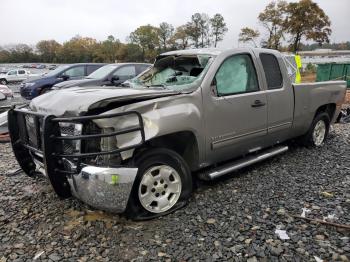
[0,79,7,85]
[126,148,192,220]
[301,112,330,147]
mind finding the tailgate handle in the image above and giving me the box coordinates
[251,100,266,108]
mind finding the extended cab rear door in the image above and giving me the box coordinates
[203,51,268,164]
[256,51,294,143]
[17,70,27,81]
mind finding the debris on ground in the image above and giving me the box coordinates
[301,207,311,218]
[0,120,349,260]
[275,229,290,240]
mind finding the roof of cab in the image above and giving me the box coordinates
[160,48,224,56]
[160,47,280,57]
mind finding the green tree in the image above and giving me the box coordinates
[36,40,61,62]
[210,14,228,47]
[59,35,97,63]
[158,22,174,51]
[185,13,203,48]
[9,44,38,63]
[0,47,11,63]
[171,25,190,49]
[239,27,260,47]
[129,25,160,62]
[93,35,121,62]
[258,1,287,50]
[285,0,331,52]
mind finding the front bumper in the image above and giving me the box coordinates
[8,106,145,213]
[68,165,138,213]
[20,86,35,100]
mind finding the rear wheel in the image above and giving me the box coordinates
[126,148,192,220]
[0,79,7,85]
[301,112,330,147]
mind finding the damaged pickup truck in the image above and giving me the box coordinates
[8,48,347,219]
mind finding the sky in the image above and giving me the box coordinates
[0,0,349,48]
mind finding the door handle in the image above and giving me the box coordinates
[251,100,266,108]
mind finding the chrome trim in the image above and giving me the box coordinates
[67,166,138,213]
[207,146,288,179]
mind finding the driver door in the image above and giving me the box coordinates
[204,53,268,164]
[62,66,85,81]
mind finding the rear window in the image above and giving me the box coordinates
[260,53,283,89]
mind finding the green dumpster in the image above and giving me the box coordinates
[316,63,350,88]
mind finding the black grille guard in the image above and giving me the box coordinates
[8,106,145,198]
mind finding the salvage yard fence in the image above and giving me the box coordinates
[316,63,350,88]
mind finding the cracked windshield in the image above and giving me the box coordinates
[130,55,213,90]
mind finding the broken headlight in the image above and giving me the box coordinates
[59,122,82,154]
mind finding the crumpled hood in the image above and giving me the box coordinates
[30,86,180,116]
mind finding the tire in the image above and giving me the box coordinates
[0,79,7,85]
[301,112,330,147]
[126,148,193,220]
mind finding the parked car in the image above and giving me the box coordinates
[8,48,346,219]
[36,64,46,69]
[53,63,151,89]
[20,63,106,100]
[48,65,57,70]
[0,84,14,97]
[0,69,37,85]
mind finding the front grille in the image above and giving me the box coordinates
[60,124,75,136]
[59,123,82,155]
[23,114,42,150]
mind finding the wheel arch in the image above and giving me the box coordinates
[135,131,200,171]
[314,103,336,122]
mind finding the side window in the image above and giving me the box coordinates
[8,70,17,75]
[87,65,100,75]
[136,64,151,75]
[18,70,25,74]
[215,54,259,96]
[113,66,136,79]
[260,53,283,89]
[63,66,85,78]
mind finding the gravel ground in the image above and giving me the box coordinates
[0,123,349,262]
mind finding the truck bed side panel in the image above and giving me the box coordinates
[292,80,346,136]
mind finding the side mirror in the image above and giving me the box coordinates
[111,76,120,83]
[59,75,69,81]
[0,92,6,101]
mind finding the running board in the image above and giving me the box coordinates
[200,146,289,180]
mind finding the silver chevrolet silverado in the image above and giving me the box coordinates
[8,48,346,219]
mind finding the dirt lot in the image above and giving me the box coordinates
[0,122,349,262]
